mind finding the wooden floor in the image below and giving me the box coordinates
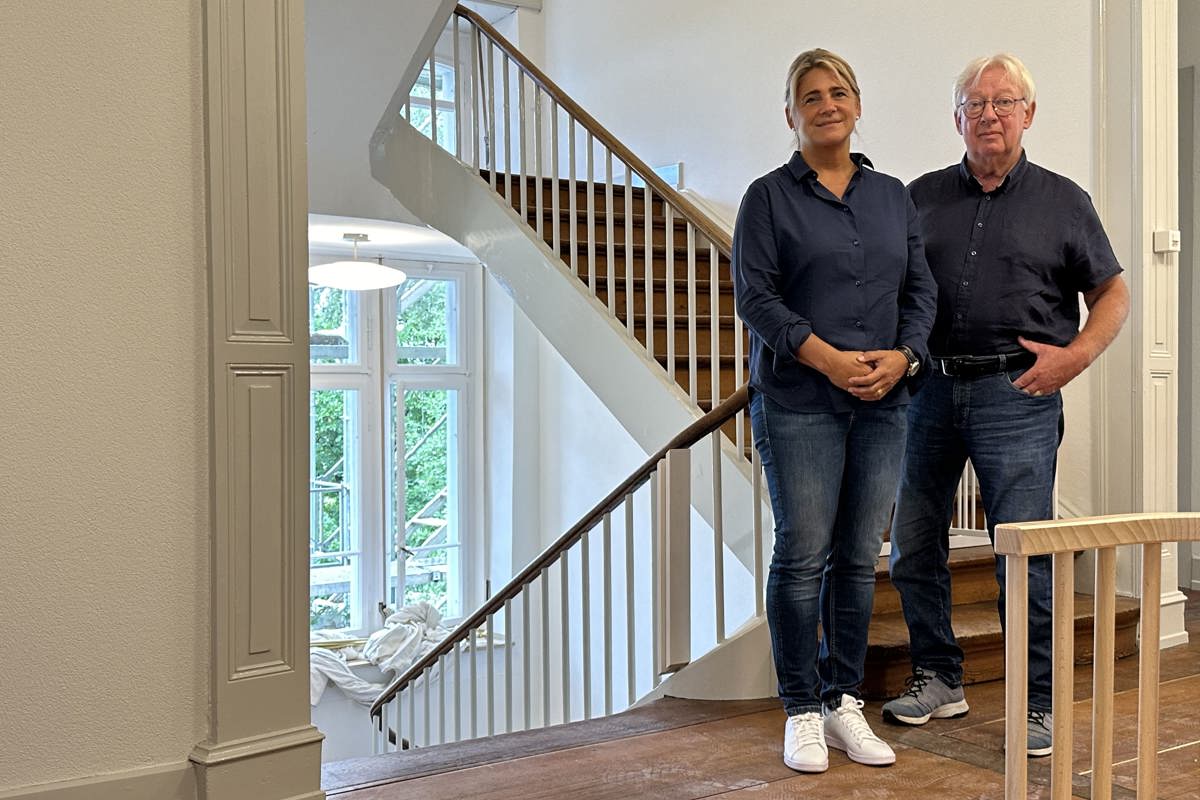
[325,592,1199,800]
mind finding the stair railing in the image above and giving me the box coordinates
[368,385,764,752]
[399,5,748,455]
[995,513,1200,799]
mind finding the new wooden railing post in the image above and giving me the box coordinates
[1051,551,1075,799]
[1093,547,1117,800]
[1136,542,1162,797]
[1005,553,1030,798]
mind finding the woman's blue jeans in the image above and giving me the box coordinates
[750,390,907,715]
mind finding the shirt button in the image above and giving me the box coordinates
[855,280,862,287]
[852,240,860,246]
[962,280,969,286]
[955,313,963,320]
[977,222,983,228]
[970,250,977,256]
[855,320,863,328]
[985,196,991,201]
[842,207,850,213]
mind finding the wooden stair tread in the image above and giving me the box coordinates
[868,593,1141,652]
[874,544,995,577]
[630,313,738,327]
[590,275,734,292]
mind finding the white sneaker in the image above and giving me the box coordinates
[823,694,896,766]
[783,711,828,773]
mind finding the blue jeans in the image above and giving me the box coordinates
[888,369,1062,712]
[750,390,907,715]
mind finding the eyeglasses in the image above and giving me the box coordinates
[957,96,1026,119]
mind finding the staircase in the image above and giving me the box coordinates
[365,3,1139,755]
[867,545,1141,698]
[486,170,750,449]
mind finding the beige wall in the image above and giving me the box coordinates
[0,2,209,792]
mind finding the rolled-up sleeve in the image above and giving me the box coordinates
[732,181,811,365]
[895,192,938,363]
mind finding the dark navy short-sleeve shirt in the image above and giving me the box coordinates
[732,152,938,413]
[907,152,1123,356]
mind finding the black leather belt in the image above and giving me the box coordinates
[931,351,1036,378]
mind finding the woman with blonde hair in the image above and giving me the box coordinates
[732,48,937,773]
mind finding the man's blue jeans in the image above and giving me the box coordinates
[750,390,907,715]
[889,369,1062,712]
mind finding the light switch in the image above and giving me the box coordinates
[1152,229,1181,253]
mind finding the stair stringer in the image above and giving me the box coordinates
[372,120,769,584]
[639,616,776,704]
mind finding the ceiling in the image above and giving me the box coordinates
[308,213,478,265]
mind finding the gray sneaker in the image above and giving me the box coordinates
[1027,710,1053,757]
[881,666,970,725]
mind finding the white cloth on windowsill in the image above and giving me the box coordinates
[309,601,453,706]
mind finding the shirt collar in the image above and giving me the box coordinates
[957,149,1029,193]
[786,150,874,183]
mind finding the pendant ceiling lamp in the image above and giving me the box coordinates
[308,233,408,290]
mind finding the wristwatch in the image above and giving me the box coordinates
[896,345,920,378]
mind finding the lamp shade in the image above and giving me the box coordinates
[308,260,407,291]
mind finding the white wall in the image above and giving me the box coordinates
[527,0,1103,515]
[307,0,451,223]
[537,0,1095,219]
[0,3,209,793]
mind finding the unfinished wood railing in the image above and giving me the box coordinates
[994,513,1200,799]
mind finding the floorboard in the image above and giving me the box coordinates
[327,591,1198,799]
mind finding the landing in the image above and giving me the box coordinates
[324,591,1199,799]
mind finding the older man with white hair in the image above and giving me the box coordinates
[881,53,1129,757]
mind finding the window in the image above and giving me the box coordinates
[309,262,478,636]
[408,61,456,152]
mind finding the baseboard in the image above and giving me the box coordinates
[1161,630,1191,649]
[0,762,194,800]
[191,725,324,800]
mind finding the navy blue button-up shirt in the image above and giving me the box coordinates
[908,152,1122,356]
[732,152,938,413]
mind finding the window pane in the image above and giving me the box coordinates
[310,556,358,632]
[309,285,357,364]
[389,385,461,619]
[407,104,457,152]
[396,278,458,366]
[411,62,455,102]
[310,388,360,632]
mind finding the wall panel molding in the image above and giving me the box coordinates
[1096,0,1187,643]
[199,0,321,796]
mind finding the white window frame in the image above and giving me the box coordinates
[309,259,483,637]
[408,59,458,152]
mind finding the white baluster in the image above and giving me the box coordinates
[712,430,725,642]
[686,222,697,403]
[624,493,636,707]
[605,148,615,314]
[581,532,592,720]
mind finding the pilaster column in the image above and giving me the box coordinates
[193,1,325,797]
[1097,0,1189,645]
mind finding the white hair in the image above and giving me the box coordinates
[953,53,1037,111]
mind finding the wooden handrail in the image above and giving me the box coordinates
[993,512,1200,556]
[451,5,733,256]
[370,383,749,718]
[994,511,1199,799]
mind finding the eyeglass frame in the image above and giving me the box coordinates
[956,96,1028,119]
